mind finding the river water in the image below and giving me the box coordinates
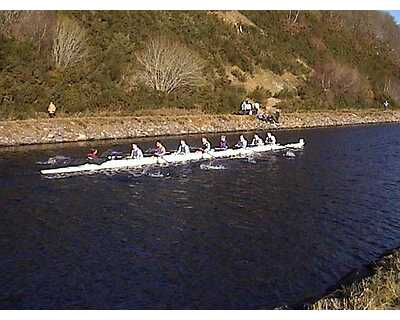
[0,124,399,309]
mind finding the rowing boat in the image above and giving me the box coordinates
[40,139,305,175]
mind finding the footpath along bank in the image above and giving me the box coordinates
[0,109,400,147]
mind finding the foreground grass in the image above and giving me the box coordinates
[311,250,400,310]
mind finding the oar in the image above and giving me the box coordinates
[155,151,176,164]
[213,147,229,152]
[157,154,171,164]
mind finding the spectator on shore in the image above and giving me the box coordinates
[48,102,56,118]
[384,100,389,110]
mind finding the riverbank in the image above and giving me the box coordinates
[0,109,399,147]
[310,249,400,310]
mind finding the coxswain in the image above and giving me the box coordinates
[87,148,98,159]
[130,144,143,159]
[235,135,248,148]
[251,134,264,146]
[201,137,211,152]
[154,141,166,156]
[265,132,276,145]
[177,140,190,154]
[219,135,229,149]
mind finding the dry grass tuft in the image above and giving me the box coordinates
[312,251,400,310]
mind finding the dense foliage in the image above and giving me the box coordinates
[1,10,400,119]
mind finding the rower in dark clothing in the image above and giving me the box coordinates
[219,135,229,150]
[154,141,166,156]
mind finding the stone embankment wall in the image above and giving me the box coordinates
[0,110,399,147]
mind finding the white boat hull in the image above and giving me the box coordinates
[41,139,305,175]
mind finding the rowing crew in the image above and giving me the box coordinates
[87,132,277,160]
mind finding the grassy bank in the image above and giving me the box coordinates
[311,250,400,310]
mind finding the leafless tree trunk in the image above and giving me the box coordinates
[134,37,204,94]
[52,18,89,69]
[287,10,300,25]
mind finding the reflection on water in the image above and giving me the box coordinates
[0,124,399,309]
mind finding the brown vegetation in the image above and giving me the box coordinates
[313,60,370,97]
[312,250,400,310]
[1,11,400,119]
[52,18,89,69]
[134,37,204,94]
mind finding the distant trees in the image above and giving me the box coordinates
[52,18,89,69]
[0,11,57,53]
[1,12,88,69]
[312,59,371,105]
[134,37,204,94]
[0,11,22,32]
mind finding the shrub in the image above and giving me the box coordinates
[134,36,204,94]
[231,66,247,82]
[248,86,272,103]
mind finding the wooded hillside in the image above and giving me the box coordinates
[1,11,400,119]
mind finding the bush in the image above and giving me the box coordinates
[201,85,246,114]
[231,67,247,82]
[248,86,272,103]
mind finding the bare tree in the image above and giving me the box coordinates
[1,11,57,53]
[287,10,300,25]
[0,11,22,32]
[134,37,204,94]
[313,59,370,98]
[52,18,89,69]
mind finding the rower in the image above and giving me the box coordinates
[154,141,166,156]
[201,137,211,152]
[251,134,264,146]
[87,148,98,159]
[265,132,276,145]
[130,144,143,159]
[177,140,190,154]
[219,135,229,149]
[235,135,248,148]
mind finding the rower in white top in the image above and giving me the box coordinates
[201,137,212,152]
[265,132,276,145]
[130,144,143,159]
[235,135,248,148]
[176,140,190,154]
[251,134,264,146]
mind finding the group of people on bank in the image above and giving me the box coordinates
[87,133,277,160]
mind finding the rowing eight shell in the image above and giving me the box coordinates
[40,139,305,175]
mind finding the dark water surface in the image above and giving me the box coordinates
[0,124,399,309]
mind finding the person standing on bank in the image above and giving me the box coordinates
[384,100,389,110]
[48,102,56,118]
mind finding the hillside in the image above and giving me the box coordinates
[1,10,400,119]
